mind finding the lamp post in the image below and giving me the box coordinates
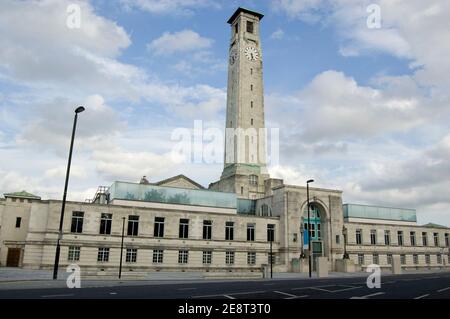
[300,218,305,259]
[119,217,126,279]
[52,106,85,280]
[269,239,273,279]
[343,225,349,259]
[306,179,314,278]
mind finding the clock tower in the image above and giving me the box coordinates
[209,8,270,199]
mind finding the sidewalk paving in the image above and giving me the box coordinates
[0,267,449,291]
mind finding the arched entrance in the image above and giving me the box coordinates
[302,203,326,270]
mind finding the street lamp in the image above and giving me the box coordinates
[306,179,314,278]
[52,106,85,280]
[119,217,126,279]
[300,217,305,259]
[342,225,349,259]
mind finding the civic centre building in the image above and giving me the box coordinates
[0,8,449,274]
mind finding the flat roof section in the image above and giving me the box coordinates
[109,181,237,209]
[343,203,417,222]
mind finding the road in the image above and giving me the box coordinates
[0,272,449,299]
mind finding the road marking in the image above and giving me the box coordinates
[414,294,429,299]
[192,290,265,299]
[223,295,235,299]
[41,294,74,298]
[109,292,117,295]
[331,286,363,293]
[274,291,298,299]
[178,287,197,290]
[437,287,450,292]
[263,283,275,286]
[350,292,385,299]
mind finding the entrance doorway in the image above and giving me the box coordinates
[303,204,324,271]
[6,248,21,267]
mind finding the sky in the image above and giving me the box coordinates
[1,0,450,226]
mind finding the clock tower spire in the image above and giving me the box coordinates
[209,8,269,199]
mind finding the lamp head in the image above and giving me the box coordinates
[307,179,314,184]
[75,106,85,113]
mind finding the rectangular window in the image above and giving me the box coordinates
[422,232,428,246]
[15,217,22,228]
[356,229,362,245]
[246,21,254,33]
[152,250,163,263]
[425,254,430,264]
[413,254,419,265]
[203,220,212,240]
[373,253,379,265]
[336,235,340,244]
[127,215,139,236]
[99,213,112,235]
[433,233,439,246]
[178,250,189,264]
[68,246,80,261]
[410,231,416,246]
[154,217,165,238]
[202,251,212,265]
[247,223,255,241]
[71,211,84,233]
[234,23,238,34]
[126,248,137,263]
[400,254,406,265]
[247,252,256,265]
[179,218,189,239]
[370,230,376,245]
[445,233,449,247]
[357,254,364,265]
[387,253,392,265]
[225,221,234,240]
[397,231,404,246]
[267,224,275,242]
[384,230,391,245]
[97,248,110,262]
[226,251,235,265]
[437,254,442,264]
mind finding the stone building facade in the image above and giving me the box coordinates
[0,8,449,274]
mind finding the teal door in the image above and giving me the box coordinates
[303,204,323,271]
[303,204,322,245]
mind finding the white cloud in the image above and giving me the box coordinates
[147,30,214,55]
[271,0,450,92]
[271,0,324,22]
[120,0,220,15]
[270,28,285,40]
[267,70,425,143]
[0,0,134,97]
[16,94,124,156]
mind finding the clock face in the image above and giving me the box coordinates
[244,46,259,61]
[229,49,237,65]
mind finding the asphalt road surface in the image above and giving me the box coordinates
[0,272,450,299]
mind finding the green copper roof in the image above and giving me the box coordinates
[422,223,449,229]
[4,190,41,199]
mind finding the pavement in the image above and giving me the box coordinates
[0,268,449,298]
